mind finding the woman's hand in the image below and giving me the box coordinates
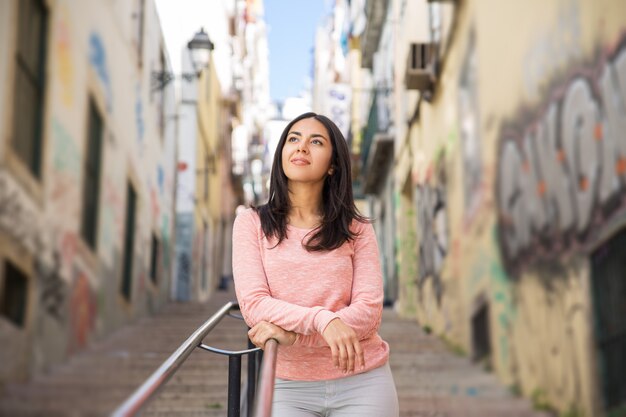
[248,321,296,349]
[321,318,365,373]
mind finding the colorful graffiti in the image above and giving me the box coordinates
[157,165,164,194]
[51,118,80,175]
[49,118,82,222]
[150,186,160,221]
[416,155,449,304]
[68,272,97,352]
[135,84,144,144]
[497,37,626,267]
[458,31,483,218]
[36,252,66,323]
[0,170,43,253]
[88,32,112,112]
[469,229,517,368]
[55,7,74,107]
[514,268,586,411]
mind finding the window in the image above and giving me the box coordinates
[12,0,48,178]
[149,233,159,285]
[121,183,137,300]
[81,99,104,249]
[1,261,28,327]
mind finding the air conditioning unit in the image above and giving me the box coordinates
[405,42,436,92]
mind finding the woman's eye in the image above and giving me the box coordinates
[312,139,322,145]
[288,137,298,143]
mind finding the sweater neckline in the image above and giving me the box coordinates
[287,223,317,232]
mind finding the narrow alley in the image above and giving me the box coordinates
[1,1,625,416]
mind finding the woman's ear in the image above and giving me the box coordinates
[327,167,334,175]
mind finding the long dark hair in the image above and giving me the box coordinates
[255,112,368,251]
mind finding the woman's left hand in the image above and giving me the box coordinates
[248,321,296,349]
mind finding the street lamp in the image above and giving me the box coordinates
[151,28,215,92]
[187,28,214,74]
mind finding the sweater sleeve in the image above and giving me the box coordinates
[293,222,383,346]
[232,210,338,335]
[334,222,383,340]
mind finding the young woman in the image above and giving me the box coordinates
[232,112,399,416]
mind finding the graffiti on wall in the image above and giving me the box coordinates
[497,36,626,267]
[514,266,586,409]
[55,7,74,107]
[68,271,97,352]
[416,154,449,304]
[0,170,43,253]
[89,32,112,112]
[49,118,81,223]
[135,83,145,144]
[468,230,517,368]
[458,30,483,219]
[36,252,66,323]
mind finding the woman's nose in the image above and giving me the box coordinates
[297,142,308,152]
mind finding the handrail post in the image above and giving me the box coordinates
[228,355,242,417]
[247,339,257,417]
[252,339,278,417]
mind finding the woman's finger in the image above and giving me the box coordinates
[329,344,339,369]
[338,344,348,372]
[354,340,365,370]
[345,342,355,373]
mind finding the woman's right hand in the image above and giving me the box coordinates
[248,321,296,349]
[321,318,365,373]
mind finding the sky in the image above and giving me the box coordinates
[263,0,328,102]
[155,0,329,103]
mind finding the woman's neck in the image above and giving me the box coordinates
[288,183,323,228]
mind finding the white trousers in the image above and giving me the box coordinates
[271,362,399,417]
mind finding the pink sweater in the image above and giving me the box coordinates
[232,208,389,381]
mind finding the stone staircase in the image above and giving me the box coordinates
[0,287,552,416]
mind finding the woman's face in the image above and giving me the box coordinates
[281,117,333,186]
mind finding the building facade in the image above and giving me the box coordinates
[0,0,177,382]
[327,0,626,415]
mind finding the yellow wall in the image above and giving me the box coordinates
[194,58,223,300]
[398,0,626,415]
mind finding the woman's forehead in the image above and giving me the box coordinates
[289,118,329,136]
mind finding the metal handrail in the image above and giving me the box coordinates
[252,338,278,417]
[111,301,260,417]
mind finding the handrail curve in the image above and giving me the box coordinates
[252,338,278,417]
[111,301,235,417]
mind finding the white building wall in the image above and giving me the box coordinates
[0,0,177,382]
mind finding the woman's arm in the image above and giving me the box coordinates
[292,223,383,346]
[334,222,383,340]
[232,210,338,335]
